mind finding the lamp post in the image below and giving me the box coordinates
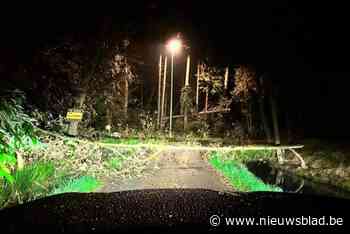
[166,37,182,137]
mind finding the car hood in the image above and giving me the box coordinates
[0,189,348,233]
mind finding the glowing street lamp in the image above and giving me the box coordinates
[166,37,182,137]
[166,38,182,56]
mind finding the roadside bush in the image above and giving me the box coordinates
[0,161,55,208]
[187,120,210,138]
[31,109,68,133]
[210,150,274,163]
[211,114,225,136]
[225,121,247,145]
[139,111,156,137]
[0,89,37,183]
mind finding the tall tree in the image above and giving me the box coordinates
[30,28,136,132]
[232,65,257,137]
[198,62,225,111]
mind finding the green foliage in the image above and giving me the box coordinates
[0,90,34,140]
[101,137,140,145]
[224,122,247,145]
[231,65,258,137]
[209,153,281,192]
[231,65,257,103]
[180,86,194,114]
[186,120,210,138]
[106,157,123,171]
[50,176,101,195]
[198,63,224,96]
[0,162,55,207]
[0,90,55,209]
[211,149,274,163]
[0,152,16,183]
[139,111,156,137]
[0,90,37,184]
[91,96,108,130]
[31,109,68,133]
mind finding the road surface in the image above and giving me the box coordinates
[98,149,234,193]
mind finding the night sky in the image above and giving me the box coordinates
[2,1,349,70]
[1,1,350,137]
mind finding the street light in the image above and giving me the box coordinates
[166,38,182,56]
[166,37,182,137]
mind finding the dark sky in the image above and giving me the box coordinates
[2,1,350,72]
[125,1,350,72]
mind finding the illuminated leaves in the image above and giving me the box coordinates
[232,65,257,103]
[198,63,224,95]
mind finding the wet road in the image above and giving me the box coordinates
[98,149,234,193]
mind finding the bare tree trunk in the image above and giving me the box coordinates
[184,55,190,131]
[224,67,229,90]
[196,63,200,112]
[205,89,208,112]
[157,55,162,128]
[161,56,167,129]
[68,88,86,136]
[164,81,168,127]
[247,102,253,137]
[259,97,273,143]
[257,75,273,143]
[285,111,293,144]
[270,90,280,145]
[169,55,174,137]
[184,107,188,131]
[185,56,190,86]
[263,73,280,145]
[124,76,128,119]
[76,92,87,108]
[106,105,112,127]
[204,88,209,121]
[140,81,144,108]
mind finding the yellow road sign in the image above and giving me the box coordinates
[66,111,83,121]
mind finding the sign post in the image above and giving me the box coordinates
[66,109,83,136]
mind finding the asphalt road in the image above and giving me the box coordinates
[98,149,234,193]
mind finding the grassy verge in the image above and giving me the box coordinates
[50,176,101,195]
[0,161,55,207]
[101,137,141,145]
[208,152,282,192]
[209,149,275,163]
[0,161,102,209]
